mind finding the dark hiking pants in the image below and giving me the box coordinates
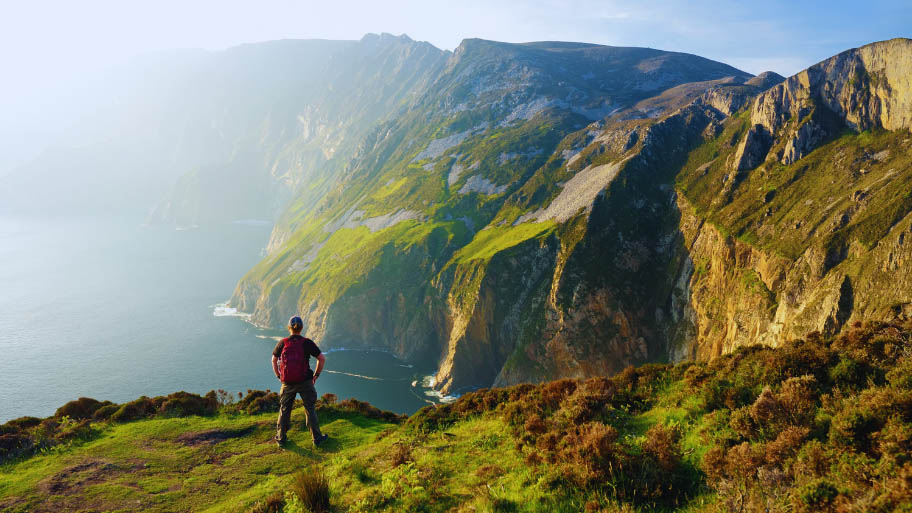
[276,381,322,442]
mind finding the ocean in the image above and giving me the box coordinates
[0,214,443,423]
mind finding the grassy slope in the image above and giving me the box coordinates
[677,109,912,260]
[3,321,911,513]
[0,408,389,513]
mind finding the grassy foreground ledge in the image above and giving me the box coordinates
[2,320,912,512]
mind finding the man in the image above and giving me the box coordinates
[272,315,329,447]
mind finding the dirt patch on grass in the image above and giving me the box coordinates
[38,459,140,494]
[175,426,255,447]
[0,497,22,510]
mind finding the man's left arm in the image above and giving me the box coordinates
[313,353,326,385]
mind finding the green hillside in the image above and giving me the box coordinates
[3,320,910,512]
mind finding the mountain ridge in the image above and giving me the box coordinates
[230,37,912,396]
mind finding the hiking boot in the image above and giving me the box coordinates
[313,434,329,446]
[274,435,287,448]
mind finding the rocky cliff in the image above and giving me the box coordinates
[669,38,912,363]
[232,38,912,395]
[230,38,759,393]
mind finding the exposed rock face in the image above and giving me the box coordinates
[667,194,912,362]
[733,124,774,171]
[743,38,912,171]
[665,38,912,366]
[780,118,830,165]
[700,72,784,116]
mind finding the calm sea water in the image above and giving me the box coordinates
[0,214,441,423]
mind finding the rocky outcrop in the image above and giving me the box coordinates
[699,72,783,116]
[741,38,912,171]
[668,193,912,361]
[732,124,774,171]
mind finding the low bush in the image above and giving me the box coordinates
[110,397,158,423]
[0,432,34,462]
[390,442,412,467]
[0,416,41,435]
[92,403,120,421]
[248,492,284,513]
[336,398,403,423]
[54,397,113,420]
[237,390,280,415]
[158,391,217,417]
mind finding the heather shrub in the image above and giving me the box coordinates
[886,355,912,389]
[613,363,671,393]
[794,478,841,513]
[337,398,403,423]
[0,416,41,435]
[158,391,217,417]
[0,432,34,463]
[635,424,695,506]
[248,492,284,513]
[523,414,547,435]
[315,393,338,408]
[829,388,912,453]
[52,417,96,443]
[406,404,455,433]
[556,378,612,424]
[110,397,157,423]
[557,422,619,484]
[642,424,683,472]
[872,416,912,468]
[829,356,879,390]
[390,442,412,467]
[92,403,120,421]
[54,397,112,420]
[505,383,536,402]
[237,390,279,415]
[776,375,818,426]
[540,378,577,409]
[763,425,810,465]
[729,406,758,440]
[760,337,835,386]
[703,378,755,411]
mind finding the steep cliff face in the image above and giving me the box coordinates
[230,38,755,393]
[233,37,912,396]
[741,38,912,171]
[670,38,912,364]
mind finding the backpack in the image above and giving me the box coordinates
[279,336,310,383]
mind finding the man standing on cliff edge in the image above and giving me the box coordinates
[272,315,329,447]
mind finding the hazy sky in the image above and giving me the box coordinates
[3,0,909,86]
[0,0,909,165]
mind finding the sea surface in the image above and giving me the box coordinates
[0,214,442,423]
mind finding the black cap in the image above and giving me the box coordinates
[289,316,304,330]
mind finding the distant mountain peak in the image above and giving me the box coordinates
[745,71,785,89]
[361,32,415,44]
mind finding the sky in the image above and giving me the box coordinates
[0,0,909,169]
